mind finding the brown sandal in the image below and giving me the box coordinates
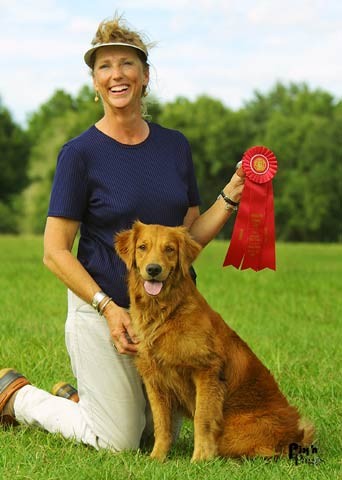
[0,368,30,426]
[51,382,79,403]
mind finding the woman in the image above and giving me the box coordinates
[0,15,244,451]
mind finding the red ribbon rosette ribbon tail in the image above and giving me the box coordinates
[223,146,278,271]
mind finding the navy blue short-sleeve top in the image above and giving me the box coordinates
[48,122,201,307]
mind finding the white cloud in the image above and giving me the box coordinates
[1,0,67,23]
[1,0,341,125]
[68,17,98,34]
[247,1,313,26]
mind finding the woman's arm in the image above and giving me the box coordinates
[43,216,98,301]
[43,216,138,354]
[184,170,245,247]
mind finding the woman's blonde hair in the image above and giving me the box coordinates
[90,14,152,69]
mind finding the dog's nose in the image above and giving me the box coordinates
[146,264,162,278]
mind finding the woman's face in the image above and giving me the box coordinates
[92,45,149,113]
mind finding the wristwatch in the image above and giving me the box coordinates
[217,190,239,211]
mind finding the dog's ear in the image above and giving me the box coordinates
[115,229,135,269]
[114,221,145,269]
[178,228,202,277]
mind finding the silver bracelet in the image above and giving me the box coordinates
[217,190,239,211]
[91,291,108,313]
[99,297,113,316]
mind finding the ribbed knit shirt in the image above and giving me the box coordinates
[48,122,201,308]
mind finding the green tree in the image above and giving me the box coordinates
[26,90,76,142]
[23,112,79,233]
[0,101,31,232]
[0,103,30,201]
[243,83,341,241]
[16,81,342,241]
[159,96,251,236]
[67,86,103,138]
[22,86,103,233]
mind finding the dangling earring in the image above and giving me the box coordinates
[94,91,99,103]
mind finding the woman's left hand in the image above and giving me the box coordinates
[222,168,245,203]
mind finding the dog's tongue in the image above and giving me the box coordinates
[144,281,163,296]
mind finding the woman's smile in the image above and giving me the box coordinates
[109,84,130,95]
[93,45,149,111]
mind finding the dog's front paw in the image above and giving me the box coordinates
[150,445,168,462]
[191,444,217,463]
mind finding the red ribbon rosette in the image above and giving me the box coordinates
[223,146,278,271]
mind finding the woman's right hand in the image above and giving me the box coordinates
[43,217,139,355]
[104,302,139,355]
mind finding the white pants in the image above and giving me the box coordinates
[14,290,152,451]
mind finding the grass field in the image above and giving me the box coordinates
[0,236,341,479]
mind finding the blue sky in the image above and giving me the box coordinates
[1,0,341,125]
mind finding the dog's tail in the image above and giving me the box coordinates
[299,418,315,446]
[279,417,315,457]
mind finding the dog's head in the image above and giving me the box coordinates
[115,221,201,297]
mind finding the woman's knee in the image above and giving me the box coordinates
[98,421,145,452]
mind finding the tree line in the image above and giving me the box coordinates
[0,82,341,241]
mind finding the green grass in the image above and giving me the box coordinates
[0,236,341,479]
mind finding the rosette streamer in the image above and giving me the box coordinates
[223,146,278,271]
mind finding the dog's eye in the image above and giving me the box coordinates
[137,244,147,251]
[165,245,175,253]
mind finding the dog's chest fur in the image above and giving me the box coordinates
[130,295,226,418]
[136,348,197,416]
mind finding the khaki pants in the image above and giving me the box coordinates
[14,290,152,450]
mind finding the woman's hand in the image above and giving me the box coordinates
[104,301,139,355]
[222,167,245,203]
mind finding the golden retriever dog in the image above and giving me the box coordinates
[115,221,314,462]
